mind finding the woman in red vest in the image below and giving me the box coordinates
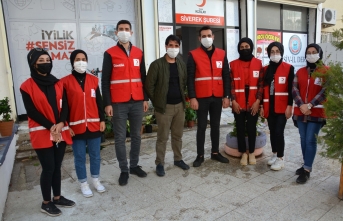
[20,48,75,217]
[230,38,263,166]
[260,42,294,171]
[62,50,106,197]
[292,43,327,184]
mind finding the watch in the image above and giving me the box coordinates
[307,103,312,110]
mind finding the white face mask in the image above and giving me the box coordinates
[201,37,213,48]
[117,31,131,44]
[270,54,282,63]
[306,53,320,63]
[74,61,88,73]
[166,48,179,59]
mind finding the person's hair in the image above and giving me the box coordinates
[116,20,132,31]
[165,35,181,46]
[199,26,211,36]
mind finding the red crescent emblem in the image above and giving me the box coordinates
[196,0,206,7]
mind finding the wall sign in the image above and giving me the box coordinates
[283,32,307,73]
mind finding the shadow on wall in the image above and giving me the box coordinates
[320,42,343,63]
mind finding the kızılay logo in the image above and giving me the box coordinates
[289,35,302,55]
[196,0,206,7]
[195,0,206,14]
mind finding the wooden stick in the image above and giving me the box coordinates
[339,163,343,199]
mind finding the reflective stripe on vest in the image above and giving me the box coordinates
[250,86,257,90]
[29,126,70,132]
[235,89,244,92]
[111,78,141,84]
[70,118,100,126]
[275,92,288,96]
[195,77,222,81]
[263,99,269,102]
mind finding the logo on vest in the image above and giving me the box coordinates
[113,64,124,68]
[233,77,241,80]
[314,77,322,86]
[216,61,222,68]
[279,77,286,84]
[133,59,140,66]
[253,71,259,78]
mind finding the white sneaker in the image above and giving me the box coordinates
[93,178,106,193]
[81,182,93,197]
[268,153,277,166]
[271,158,284,171]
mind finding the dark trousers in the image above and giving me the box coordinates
[35,142,66,201]
[196,96,222,156]
[267,114,287,157]
[234,111,258,153]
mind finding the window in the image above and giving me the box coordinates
[257,2,281,30]
[283,5,307,32]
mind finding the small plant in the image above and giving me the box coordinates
[144,114,154,125]
[126,120,130,133]
[0,97,12,121]
[185,100,197,121]
[104,115,113,134]
[229,117,265,137]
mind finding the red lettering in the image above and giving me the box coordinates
[42,41,48,49]
[35,41,41,48]
[67,41,75,50]
[61,52,69,60]
[51,52,61,60]
[58,41,64,50]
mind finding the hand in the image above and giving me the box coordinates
[304,109,312,115]
[222,97,230,108]
[69,128,75,137]
[260,107,264,118]
[51,122,64,134]
[143,101,148,112]
[52,133,61,142]
[190,98,199,110]
[50,124,57,133]
[251,100,260,116]
[300,104,309,115]
[232,100,241,114]
[285,105,292,119]
[100,121,105,132]
[105,105,113,117]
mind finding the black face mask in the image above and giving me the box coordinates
[239,49,253,61]
[35,63,52,74]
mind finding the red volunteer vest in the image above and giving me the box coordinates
[262,62,291,118]
[62,74,100,134]
[293,66,327,118]
[20,79,72,149]
[190,47,226,98]
[107,45,144,102]
[230,58,262,109]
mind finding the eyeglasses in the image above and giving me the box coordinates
[29,48,49,59]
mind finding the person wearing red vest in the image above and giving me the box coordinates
[230,38,263,166]
[61,50,106,197]
[101,20,148,186]
[292,43,327,184]
[260,42,294,171]
[20,48,75,216]
[187,25,231,167]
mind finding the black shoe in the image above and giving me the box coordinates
[296,170,310,184]
[211,153,229,163]
[174,160,190,170]
[41,202,62,217]
[52,196,75,208]
[119,172,129,186]
[130,166,147,177]
[193,155,204,167]
[156,164,165,177]
[295,166,304,175]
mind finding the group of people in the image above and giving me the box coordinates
[21,20,327,217]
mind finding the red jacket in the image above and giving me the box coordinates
[262,62,291,118]
[230,58,262,109]
[190,47,225,98]
[106,45,144,102]
[293,66,327,118]
[62,74,100,134]
[20,79,72,149]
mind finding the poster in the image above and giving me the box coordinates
[226,29,239,62]
[256,30,282,66]
[175,0,224,26]
[158,25,174,57]
[283,33,307,73]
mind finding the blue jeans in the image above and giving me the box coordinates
[72,137,101,183]
[297,120,322,172]
[112,101,143,172]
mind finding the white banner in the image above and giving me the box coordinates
[283,33,307,73]
[226,29,240,62]
[158,25,174,58]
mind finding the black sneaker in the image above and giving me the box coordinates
[211,153,229,163]
[119,172,129,186]
[130,166,147,177]
[296,170,310,184]
[41,202,62,217]
[156,164,165,177]
[174,160,190,170]
[193,155,204,167]
[296,166,304,175]
[52,196,75,208]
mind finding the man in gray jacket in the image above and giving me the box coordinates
[145,35,189,177]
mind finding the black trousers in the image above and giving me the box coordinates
[35,142,66,201]
[234,111,258,153]
[196,96,222,156]
[267,114,287,158]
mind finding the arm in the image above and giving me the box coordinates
[292,74,304,107]
[140,54,149,101]
[96,87,105,122]
[101,51,113,107]
[144,60,158,102]
[310,88,326,107]
[186,53,196,99]
[58,88,68,124]
[287,66,295,105]
[222,55,231,98]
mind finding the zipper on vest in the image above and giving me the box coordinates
[83,92,87,127]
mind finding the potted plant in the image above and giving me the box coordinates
[144,114,154,133]
[185,107,197,128]
[0,97,14,137]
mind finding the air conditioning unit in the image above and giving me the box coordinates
[322,8,336,25]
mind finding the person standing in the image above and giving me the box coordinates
[260,42,294,171]
[145,35,189,176]
[230,38,263,166]
[101,20,148,186]
[20,48,75,217]
[292,43,327,184]
[187,25,230,167]
[62,49,106,197]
